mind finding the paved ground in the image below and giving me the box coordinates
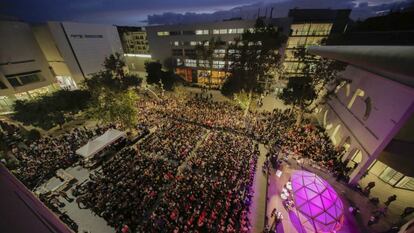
[248,143,269,233]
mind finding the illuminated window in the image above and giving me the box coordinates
[157,31,169,36]
[219,29,228,34]
[237,28,244,34]
[213,49,226,58]
[173,41,180,46]
[184,59,197,67]
[228,29,237,34]
[190,41,198,46]
[176,58,183,66]
[396,176,414,190]
[213,61,225,69]
[195,30,209,35]
[213,29,220,35]
[198,60,210,68]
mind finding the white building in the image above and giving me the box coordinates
[33,21,124,88]
[0,19,58,113]
[309,45,414,212]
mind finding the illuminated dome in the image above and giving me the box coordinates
[291,170,344,233]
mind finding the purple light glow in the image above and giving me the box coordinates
[291,170,344,233]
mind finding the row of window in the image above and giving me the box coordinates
[171,48,238,58]
[369,160,414,191]
[179,59,229,69]
[171,40,262,47]
[157,28,254,37]
[70,34,103,39]
[5,73,43,87]
[290,23,333,36]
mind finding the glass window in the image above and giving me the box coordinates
[6,77,23,87]
[237,28,244,34]
[369,160,387,176]
[396,176,414,191]
[157,31,169,36]
[196,30,209,35]
[228,29,237,34]
[176,58,183,66]
[219,29,227,34]
[190,41,198,46]
[184,59,197,67]
[213,29,220,35]
[173,41,180,46]
[198,60,210,68]
[213,60,225,69]
[379,167,404,185]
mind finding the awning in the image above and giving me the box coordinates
[76,129,126,159]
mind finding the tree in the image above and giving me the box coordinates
[84,53,142,94]
[221,18,286,115]
[87,89,138,129]
[195,37,223,86]
[145,61,183,91]
[12,89,91,130]
[279,47,347,125]
[84,54,142,129]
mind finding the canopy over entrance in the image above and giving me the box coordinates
[291,170,344,233]
[76,129,126,159]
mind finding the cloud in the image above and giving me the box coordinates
[146,0,412,25]
[0,0,411,25]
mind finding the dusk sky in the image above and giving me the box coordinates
[0,0,410,25]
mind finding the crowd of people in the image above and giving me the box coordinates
[1,91,364,232]
[142,132,258,232]
[7,125,115,189]
[138,121,206,163]
[76,147,177,231]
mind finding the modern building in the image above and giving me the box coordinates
[282,9,351,77]
[309,45,414,212]
[34,22,124,87]
[146,9,351,86]
[146,18,292,85]
[0,19,58,113]
[117,26,151,74]
[0,20,124,114]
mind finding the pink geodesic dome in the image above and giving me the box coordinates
[291,170,344,233]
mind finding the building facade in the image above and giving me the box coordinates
[36,22,124,85]
[0,20,124,113]
[146,18,291,85]
[117,26,151,74]
[0,19,58,113]
[282,9,351,77]
[309,45,414,210]
[147,9,350,86]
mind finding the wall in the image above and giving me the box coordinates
[316,65,414,183]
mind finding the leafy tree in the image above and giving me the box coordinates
[84,53,142,94]
[279,47,347,125]
[87,89,139,129]
[12,89,91,129]
[145,61,183,91]
[221,18,286,115]
[195,37,224,86]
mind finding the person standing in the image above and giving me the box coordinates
[385,194,397,206]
